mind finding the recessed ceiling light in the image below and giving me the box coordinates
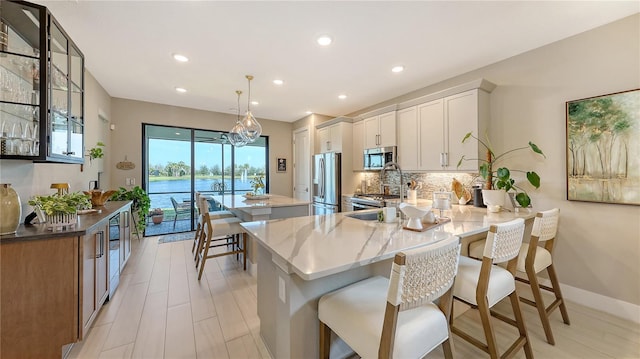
[273,79,284,85]
[175,132,181,135]
[317,35,332,46]
[391,65,404,73]
[306,111,313,115]
[251,101,259,106]
[173,53,189,62]
[175,87,187,93]
[338,94,347,100]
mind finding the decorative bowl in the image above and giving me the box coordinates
[83,190,116,207]
[398,203,434,230]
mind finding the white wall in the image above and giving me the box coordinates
[0,71,112,217]
[349,14,640,308]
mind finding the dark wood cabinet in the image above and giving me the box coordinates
[0,201,132,357]
[81,223,108,338]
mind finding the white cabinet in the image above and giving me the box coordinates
[398,89,488,171]
[397,106,418,170]
[316,121,352,154]
[364,111,396,149]
[352,121,364,171]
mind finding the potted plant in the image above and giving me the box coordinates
[28,192,91,229]
[88,141,105,161]
[457,132,545,208]
[110,186,151,233]
[150,208,164,224]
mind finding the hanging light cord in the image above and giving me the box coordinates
[236,90,242,121]
[246,75,253,112]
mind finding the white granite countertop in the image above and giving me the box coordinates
[210,194,310,209]
[241,205,535,280]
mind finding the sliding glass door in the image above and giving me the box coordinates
[143,124,268,237]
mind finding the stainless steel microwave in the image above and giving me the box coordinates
[364,146,397,170]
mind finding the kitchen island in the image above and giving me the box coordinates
[240,205,535,359]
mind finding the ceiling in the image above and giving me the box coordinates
[34,1,639,123]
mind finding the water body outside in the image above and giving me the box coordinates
[148,178,253,209]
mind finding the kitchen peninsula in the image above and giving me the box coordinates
[0,201,132,359]
[240,205,535,358]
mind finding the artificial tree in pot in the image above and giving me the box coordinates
[457,132,545,208]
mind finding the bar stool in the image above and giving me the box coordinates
[515,208,569,345]
[452,218,533,359]
[195,197,247,279]
[318,237,461,359]
[191,192,234,259]
[468,209,570,345]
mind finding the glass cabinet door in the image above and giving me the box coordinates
[1,0,83,163]
[0,1,41,157]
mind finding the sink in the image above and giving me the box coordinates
[346,212,379,221]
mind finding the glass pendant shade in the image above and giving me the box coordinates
[241,110,262,141]
[228,90,247,147]
[240,75,262,142]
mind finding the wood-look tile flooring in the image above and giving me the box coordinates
[69,236,640,359]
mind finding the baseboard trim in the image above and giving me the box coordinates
[536,277,640,324]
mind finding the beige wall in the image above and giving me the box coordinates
[109,98,293,196]
[0,71,112,216]
[350,14,640,306]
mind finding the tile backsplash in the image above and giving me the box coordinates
[357,171,479,201]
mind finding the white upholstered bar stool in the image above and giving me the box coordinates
[452,218,533,359]
[469,208,570,345]
[318,237,461,359]
[191,192,234,259]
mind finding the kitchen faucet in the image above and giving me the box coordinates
[380,162,404,220]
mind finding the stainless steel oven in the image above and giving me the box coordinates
[352,201,382,211]
[350,194,400,211]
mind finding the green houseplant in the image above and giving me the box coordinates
[28,192,92,215]
[457,132,545,208]
[88,141,105,161]
[110,186,151,232]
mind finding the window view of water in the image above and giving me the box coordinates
[148,178,254,209]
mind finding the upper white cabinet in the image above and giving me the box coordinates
[397,106,418,170]
[364,111,396,149]
[398,86,491,171]
[316,119,353,154]
[352,121,364,171]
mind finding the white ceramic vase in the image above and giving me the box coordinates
[482,189,505,213]
[0,183,21,235]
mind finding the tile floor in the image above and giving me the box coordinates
[68,235,640,358]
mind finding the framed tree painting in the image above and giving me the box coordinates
[566,89,639,205]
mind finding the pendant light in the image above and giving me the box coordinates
[228,90,248,147]
[240,75,262,142]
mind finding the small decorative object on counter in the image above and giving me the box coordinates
[83,189,117,207]
[451,178,471,205]
[250,175,265,195]
[0,183,22,235]
[432,190,453,219]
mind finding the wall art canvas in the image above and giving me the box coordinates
[566,89,639,205]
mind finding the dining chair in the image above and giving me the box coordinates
[452,218,533,359]
[468,209,570,345]
[195,197,247,279]
[318,237,461,359]
[170,196,192,229]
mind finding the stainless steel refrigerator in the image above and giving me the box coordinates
[312,152,341,215]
